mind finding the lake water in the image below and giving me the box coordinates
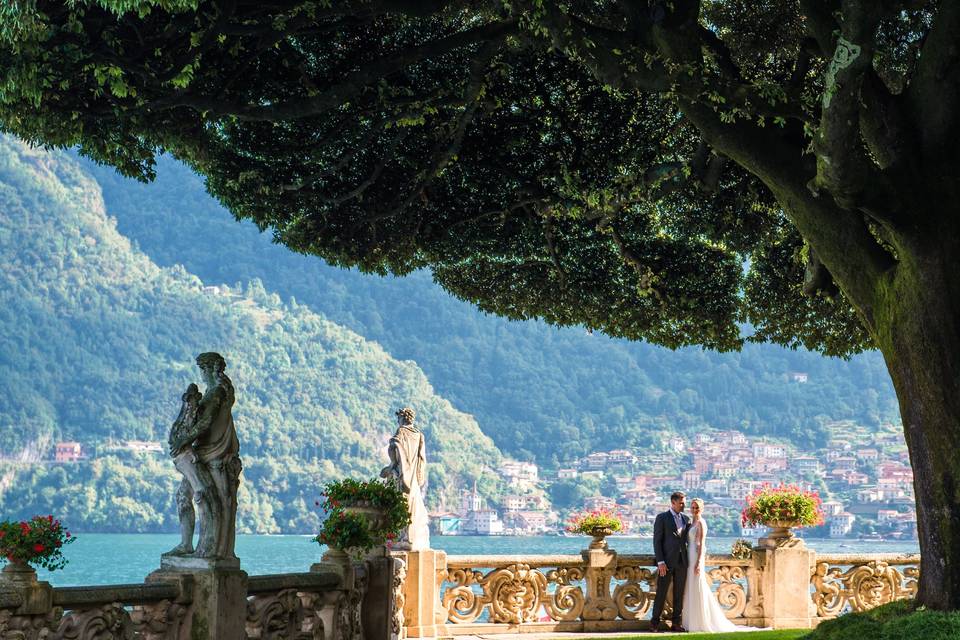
[29,534,920,587]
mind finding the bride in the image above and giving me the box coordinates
[682,498,761,633]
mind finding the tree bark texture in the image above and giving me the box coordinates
[873,233,960,610]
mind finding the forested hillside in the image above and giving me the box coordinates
[0,136,501,532]
[86,157,899,460]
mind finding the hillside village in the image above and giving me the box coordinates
[40,420,916,540]
[433,420,916,540]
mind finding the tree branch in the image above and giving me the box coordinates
[152,18,518,121]
[908,3,960,161]
[680,99,894,325]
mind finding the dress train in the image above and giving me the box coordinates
[681,520,762,633]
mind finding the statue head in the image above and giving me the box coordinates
[196,352,226,385]
[395,407,415,426]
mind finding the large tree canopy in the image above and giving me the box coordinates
[3,0,960,610]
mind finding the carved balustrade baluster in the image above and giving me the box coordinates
[811,558,920,619]
[390,557,406,640]
[130,600,188,640]
[706,565,748,619]
[544,567,585,621]
[611,565,656,620]
[246,588,307,639]
[0,606,63,640]
[54,603,134,640]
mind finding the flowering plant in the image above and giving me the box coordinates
[565,508,624,535]
[314,478,410,557]
[740,484,824,528]
[0,515,75,571]
[730,538,753,560]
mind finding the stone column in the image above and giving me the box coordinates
[401,550,450,638]
[0,563,58,635]
[581,546,618,624]
[755,537,816,629]
[148,557,248,640]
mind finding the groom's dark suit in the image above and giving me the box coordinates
[651,508,690,629]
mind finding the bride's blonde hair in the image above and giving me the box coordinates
[691,498,705,510]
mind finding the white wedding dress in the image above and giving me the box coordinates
[682,520,757,633]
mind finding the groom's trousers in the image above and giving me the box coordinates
[650,564,686,627]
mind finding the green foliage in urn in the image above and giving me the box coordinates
[0,516,75,571]
[740,485,824,529]
[730,539,753,560]
[565,509,624,536]
[314,479,410,557]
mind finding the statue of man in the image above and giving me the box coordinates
[165,352,243,560]
[380,407,430,550]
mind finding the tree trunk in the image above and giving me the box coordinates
[874,235,960,610]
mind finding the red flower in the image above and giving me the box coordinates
[19,522,30,534]
[65,532,71,538]
[32,544,44,553]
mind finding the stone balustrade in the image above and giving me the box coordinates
[0,562,368,640]
[0,547,924,639]
[395,545,923,636]
[438,553,763,634]
[811,554,920,619]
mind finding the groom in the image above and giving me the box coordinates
[650,491,690,633]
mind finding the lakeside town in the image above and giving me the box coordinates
[433,420,916,540]
[38,420,916,541]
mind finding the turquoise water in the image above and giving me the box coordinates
[29,534,920,587]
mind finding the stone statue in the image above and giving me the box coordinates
[380,407,430,550]
[165,353,242,561]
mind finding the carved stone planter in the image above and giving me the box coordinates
[759,520,803,549]
[343,504,388,531]
[587,527,615,550]
[1,560,37,584]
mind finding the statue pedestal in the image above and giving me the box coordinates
[160,553,241,571]
[149,557,247,639]
[401,550,450,638]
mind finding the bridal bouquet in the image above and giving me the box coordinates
[565,509,624,536]
[0,515,75,571]
[740,484,824,528]
[730,538,753,559]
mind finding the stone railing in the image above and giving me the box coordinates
[438,553,763,634]
[396,544,923,635]
[0,560,378,640]
[811,554,920,619]
[0,575,192,640]
[246,571,350,640]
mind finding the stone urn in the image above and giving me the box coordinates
[342,502,388,531]
[759,520,803,549]
[2,559,38,584]
[587,527,616,550]
[320,502,391,564]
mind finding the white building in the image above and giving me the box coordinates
[704,479,728,497]
[829,513,856,538]
[501,461,539,488]
[462,509,504,535]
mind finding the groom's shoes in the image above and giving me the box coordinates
[648,622,662,633]
[671,625,689,633]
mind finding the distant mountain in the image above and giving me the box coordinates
[84,156,900,462]
[0,136,502,533]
